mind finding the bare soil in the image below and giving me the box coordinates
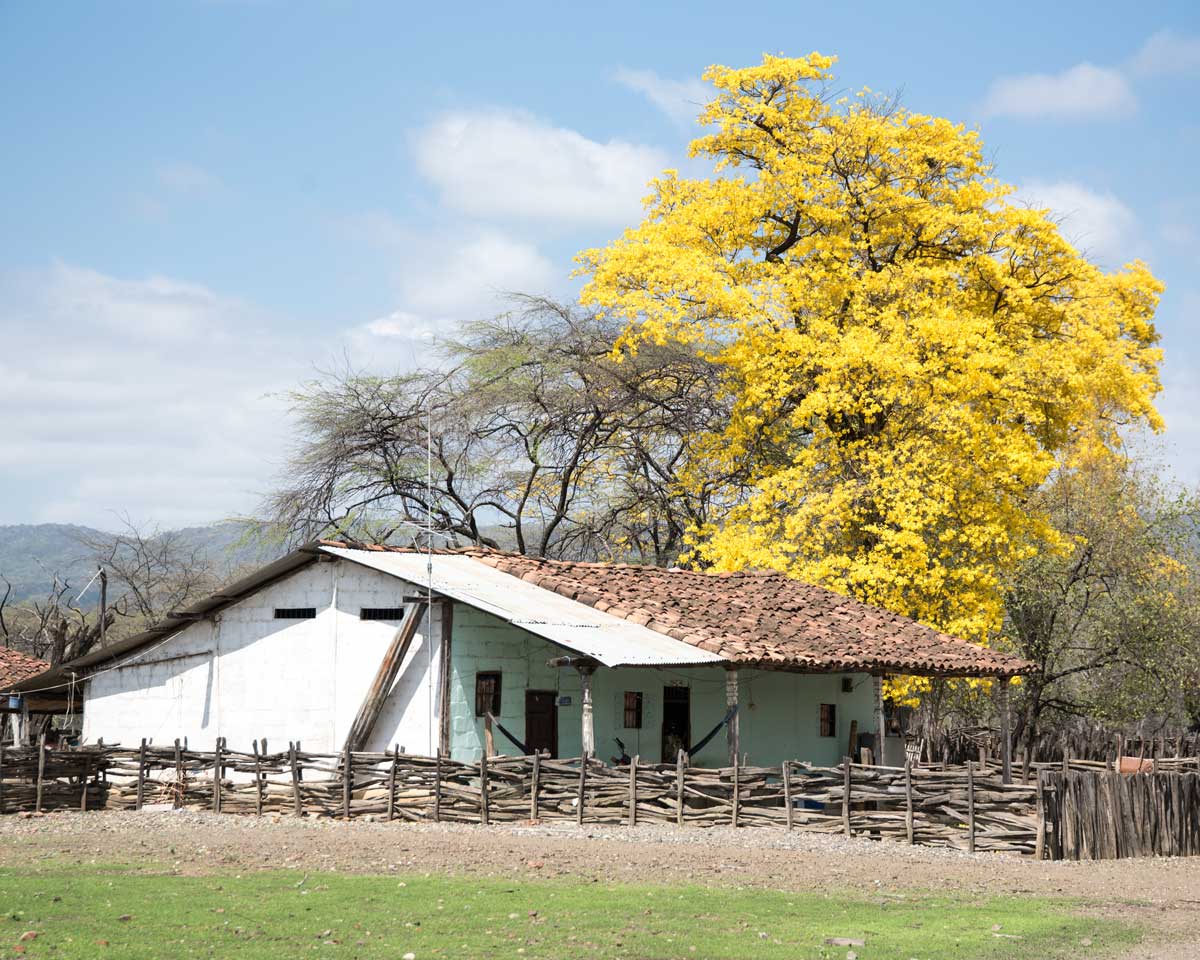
[1,811,1197,956]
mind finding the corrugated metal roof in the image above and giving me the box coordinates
[321,546,728,668]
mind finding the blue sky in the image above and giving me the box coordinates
[2,1,1198,528]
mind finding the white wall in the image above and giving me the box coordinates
[81,558,443,755]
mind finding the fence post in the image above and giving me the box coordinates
[904,758,914,845]
[135,738,147,811]
[675,750,686,827]
[387,745,399,822]
[967,760,976,854]
[341,743,352,819]
[212,737,223,814]
[173,738,183,809]
[0,740,5,814]
[34,733,46,813]
[529,751,540,822]
[479,750,490,826]
[842,756,852,837]
[252,740,263,816]
[782,761,793,832]
[433,751,442,822]
[289,742,302,817]
[731,754,740,828]
[1035,770,1046,860]
[576,752,588,826]
[627,755,638,827]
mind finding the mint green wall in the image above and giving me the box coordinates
[447,602,884,766]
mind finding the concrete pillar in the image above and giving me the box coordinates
[872,674,885,766]
[725,668,740,766]
[578,666,595,757]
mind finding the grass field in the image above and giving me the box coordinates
[0,865,1138,959]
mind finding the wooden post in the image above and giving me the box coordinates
[731,753,740,828]
[578,666,595,758]
[725,668,740,767]
[675,749,686,826]
[872,675,885,766]
[173,738,183,810]
[135,738,147,811]
[479,750,490,825]
[341,743,352,819]
[576,752,588,826]
[386,745,398,822]
[34,733,46,813]
[782,761,794,831]
[483,713,496,759]
[842,756,852,836]
[998,679,1012,785]
[437,601,453,757]
[432,751,443,822]
[846,719,858,764]
[1035,770,1046,861]
[529,751,540,821]
[627,754,638,827]
[0,740,5,814]
[289,742,302,817]
[252,740,264,816]
[904,758,914,845]
[967,760,976,854]
[344,606,423,752]
[212,737,223,814]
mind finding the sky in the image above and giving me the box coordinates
[2,0,1199,530]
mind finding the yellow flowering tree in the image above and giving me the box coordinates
[580,54,1163,662]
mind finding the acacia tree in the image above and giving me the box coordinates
[267,297,735,563]
[580,54,1163,657]
[1005,455,1200,750]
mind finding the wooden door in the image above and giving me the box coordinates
[525,690,558,758]
[661,685,691,762]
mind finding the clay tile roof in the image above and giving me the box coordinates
[0,648,51,692]
[318,541,1033,677]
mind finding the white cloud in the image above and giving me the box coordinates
[1130,30,1200,77]
[981,63,1136,119]
[613,67,709,127]
[1015,180,1140,268]
[0,264,404,528]
[412,109,667,225]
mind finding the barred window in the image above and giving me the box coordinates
[475,672,501,717]
[274,607,316,619]
[360,607,405,621]
[623,691,643,729]
[819,703,837,738]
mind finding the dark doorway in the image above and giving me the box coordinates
[661,685,691,762]
[525,690,558,758]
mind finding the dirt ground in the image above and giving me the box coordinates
[1,811,1197,957]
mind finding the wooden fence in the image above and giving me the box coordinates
[1,739,1196,860]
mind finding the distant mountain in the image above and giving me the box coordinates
[0,521,277,604]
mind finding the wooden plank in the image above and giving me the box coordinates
[341,743,352,819]
[213,737,223,814]
[967,761,976,854]
[1035,770,1046,861]
[34,734,46,813]
[437,601,454,757]
[135,738,147,811]
[576,752,588,826]
[343,604,423,751]
[842,757,851,836]
[253,739,264,816]
[628,755,638,827]
[782,761,793,832]
[675,750,686,827]
[904,758,914,844]
[387,745,399,822]
[433,751,442,823]
[289,742,302,817]
[529,751,540,821]
[731,754,740,828]
[173,739,183,810]
[480,751,490,826]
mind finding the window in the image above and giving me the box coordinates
[274,607,316,620]
[819,703,837,738]
[841,676,854,694]
[475,672,501,717]
[360,607,405,621]
[623,691,643,729]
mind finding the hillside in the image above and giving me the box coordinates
[0,522,277,604]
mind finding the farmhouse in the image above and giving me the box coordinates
[16,542,1030,768]
[0,647,52,744]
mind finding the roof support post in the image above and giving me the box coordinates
[725,667,740,768]
[577,664,596,758]
[872,673,885,766]
[437,600,454,758]
[999,677,1012,785]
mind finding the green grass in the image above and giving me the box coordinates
[0,866,1138,959]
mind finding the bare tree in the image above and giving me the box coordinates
[267,297,739,564]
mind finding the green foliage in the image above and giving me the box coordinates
[0,865,1139,959]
